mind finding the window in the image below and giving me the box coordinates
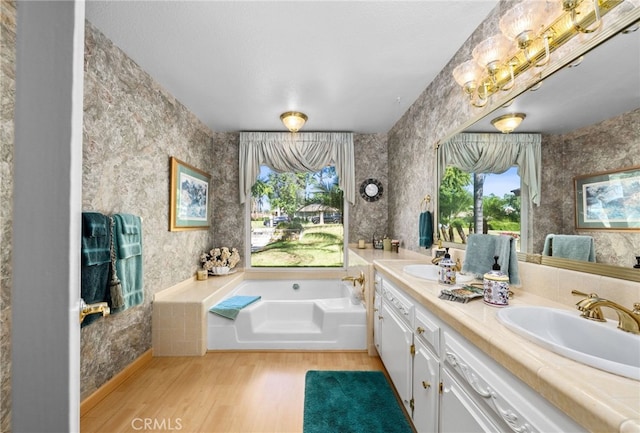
[438,166,523,251]
[248,165,345,267]
[239,131,355,269]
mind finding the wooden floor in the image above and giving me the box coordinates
[81,351,386,433]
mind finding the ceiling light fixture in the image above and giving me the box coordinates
[280,111,308,133]
[453,0,624,108]
[491,113,526,134]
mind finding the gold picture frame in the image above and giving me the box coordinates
[574,165,640,231]
[169,157,211,231]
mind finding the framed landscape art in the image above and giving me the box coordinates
[169,156,211,231]
[574,165,640,230]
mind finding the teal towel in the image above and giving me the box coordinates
[114,213,142,258]
[542,234,595,262]
[81,212,111,326]
[419,211,434,248]
[81,212,111,266]
[210,295,261,320]
[463,234,520,285]
[113,214,144,311]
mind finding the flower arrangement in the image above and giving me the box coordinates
[200,247,240,274]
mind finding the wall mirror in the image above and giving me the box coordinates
[437,5,640,282]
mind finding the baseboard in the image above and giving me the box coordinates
[80,349,153,417]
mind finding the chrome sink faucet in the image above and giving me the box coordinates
[571,290,640,334]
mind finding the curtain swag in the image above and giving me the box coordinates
[437,133,542,206]
[239,132,356,204]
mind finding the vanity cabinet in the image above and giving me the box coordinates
[378,280,414,414]
[373,274,382,352]
[412,338,440,432]
[374,272,587,433]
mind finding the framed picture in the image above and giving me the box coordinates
[574,165,640,230]
[169,157,211,231]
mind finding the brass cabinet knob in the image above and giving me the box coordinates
[416,326,425,334]
[422,381,431,389]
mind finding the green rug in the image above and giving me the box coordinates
[303,370,413,433]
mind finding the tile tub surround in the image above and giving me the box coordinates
[152,269,356,356]
[372,258,640,433]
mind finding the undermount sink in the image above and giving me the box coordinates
[497,306,640,380]
[402,264,475,283]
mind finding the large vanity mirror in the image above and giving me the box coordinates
[438,4,640,282]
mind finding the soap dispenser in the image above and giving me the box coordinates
[483,256,510,307]
[438,248,456,285]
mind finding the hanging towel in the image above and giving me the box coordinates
[463,234,520,285]
[81,212,111,266]
[209,295,261,320]
[81,212,111,327]
[419,211,434,249]
[112,213,144,311]
[542,234,595,262]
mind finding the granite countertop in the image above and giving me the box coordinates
[367,254,640,433]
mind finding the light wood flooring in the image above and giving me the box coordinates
[81,351,387,433]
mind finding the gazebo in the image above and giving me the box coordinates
[296,204,339,224]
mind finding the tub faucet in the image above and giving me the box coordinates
[79,298,110,324]
[342,271,365,287]
[572,290,640,334]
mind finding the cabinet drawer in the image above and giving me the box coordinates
[414,306,440,357]
[442,331,586,433]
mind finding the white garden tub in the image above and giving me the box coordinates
[207,279,366,350]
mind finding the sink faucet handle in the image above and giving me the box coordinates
[571,289,599,298]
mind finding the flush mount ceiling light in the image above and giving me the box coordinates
[491,113,526,133]
[280,111,308,133]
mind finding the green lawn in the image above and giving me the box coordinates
[251,224,344,267]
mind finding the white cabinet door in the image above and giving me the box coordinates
[373,289,382,352]
[412,339,439,433]
[380,301,413,413]
[440,370,500,433]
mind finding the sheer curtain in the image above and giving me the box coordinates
[437,133,542,205]
[239,132,355,204]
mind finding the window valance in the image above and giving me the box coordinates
[437,133,542,206]
[239,132,355,204]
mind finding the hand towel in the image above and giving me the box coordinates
[81,212,111,266]
[462,234,520,285]
[542,234,595,262]
[419,211,434,249]
[81,212,111,327]
[210,295,261,320]
[112,214,144,311]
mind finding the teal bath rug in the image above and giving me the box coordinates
[303,370,413,433]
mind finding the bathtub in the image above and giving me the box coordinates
[207,279,366,350]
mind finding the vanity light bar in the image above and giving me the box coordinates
[476,0,624,99]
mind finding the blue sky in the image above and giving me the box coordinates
[466,167,520,197]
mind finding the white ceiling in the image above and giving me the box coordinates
[85,1,500,133]
[85,1,639,136]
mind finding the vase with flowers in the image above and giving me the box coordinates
[200,247,240,275]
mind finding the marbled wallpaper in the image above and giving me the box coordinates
[0,1,15,431]
[533,108,640,267]
[350,133,389,243]
[81,22,215,399]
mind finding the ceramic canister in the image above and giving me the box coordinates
[483,270,509,307]
[438,249,457,285]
